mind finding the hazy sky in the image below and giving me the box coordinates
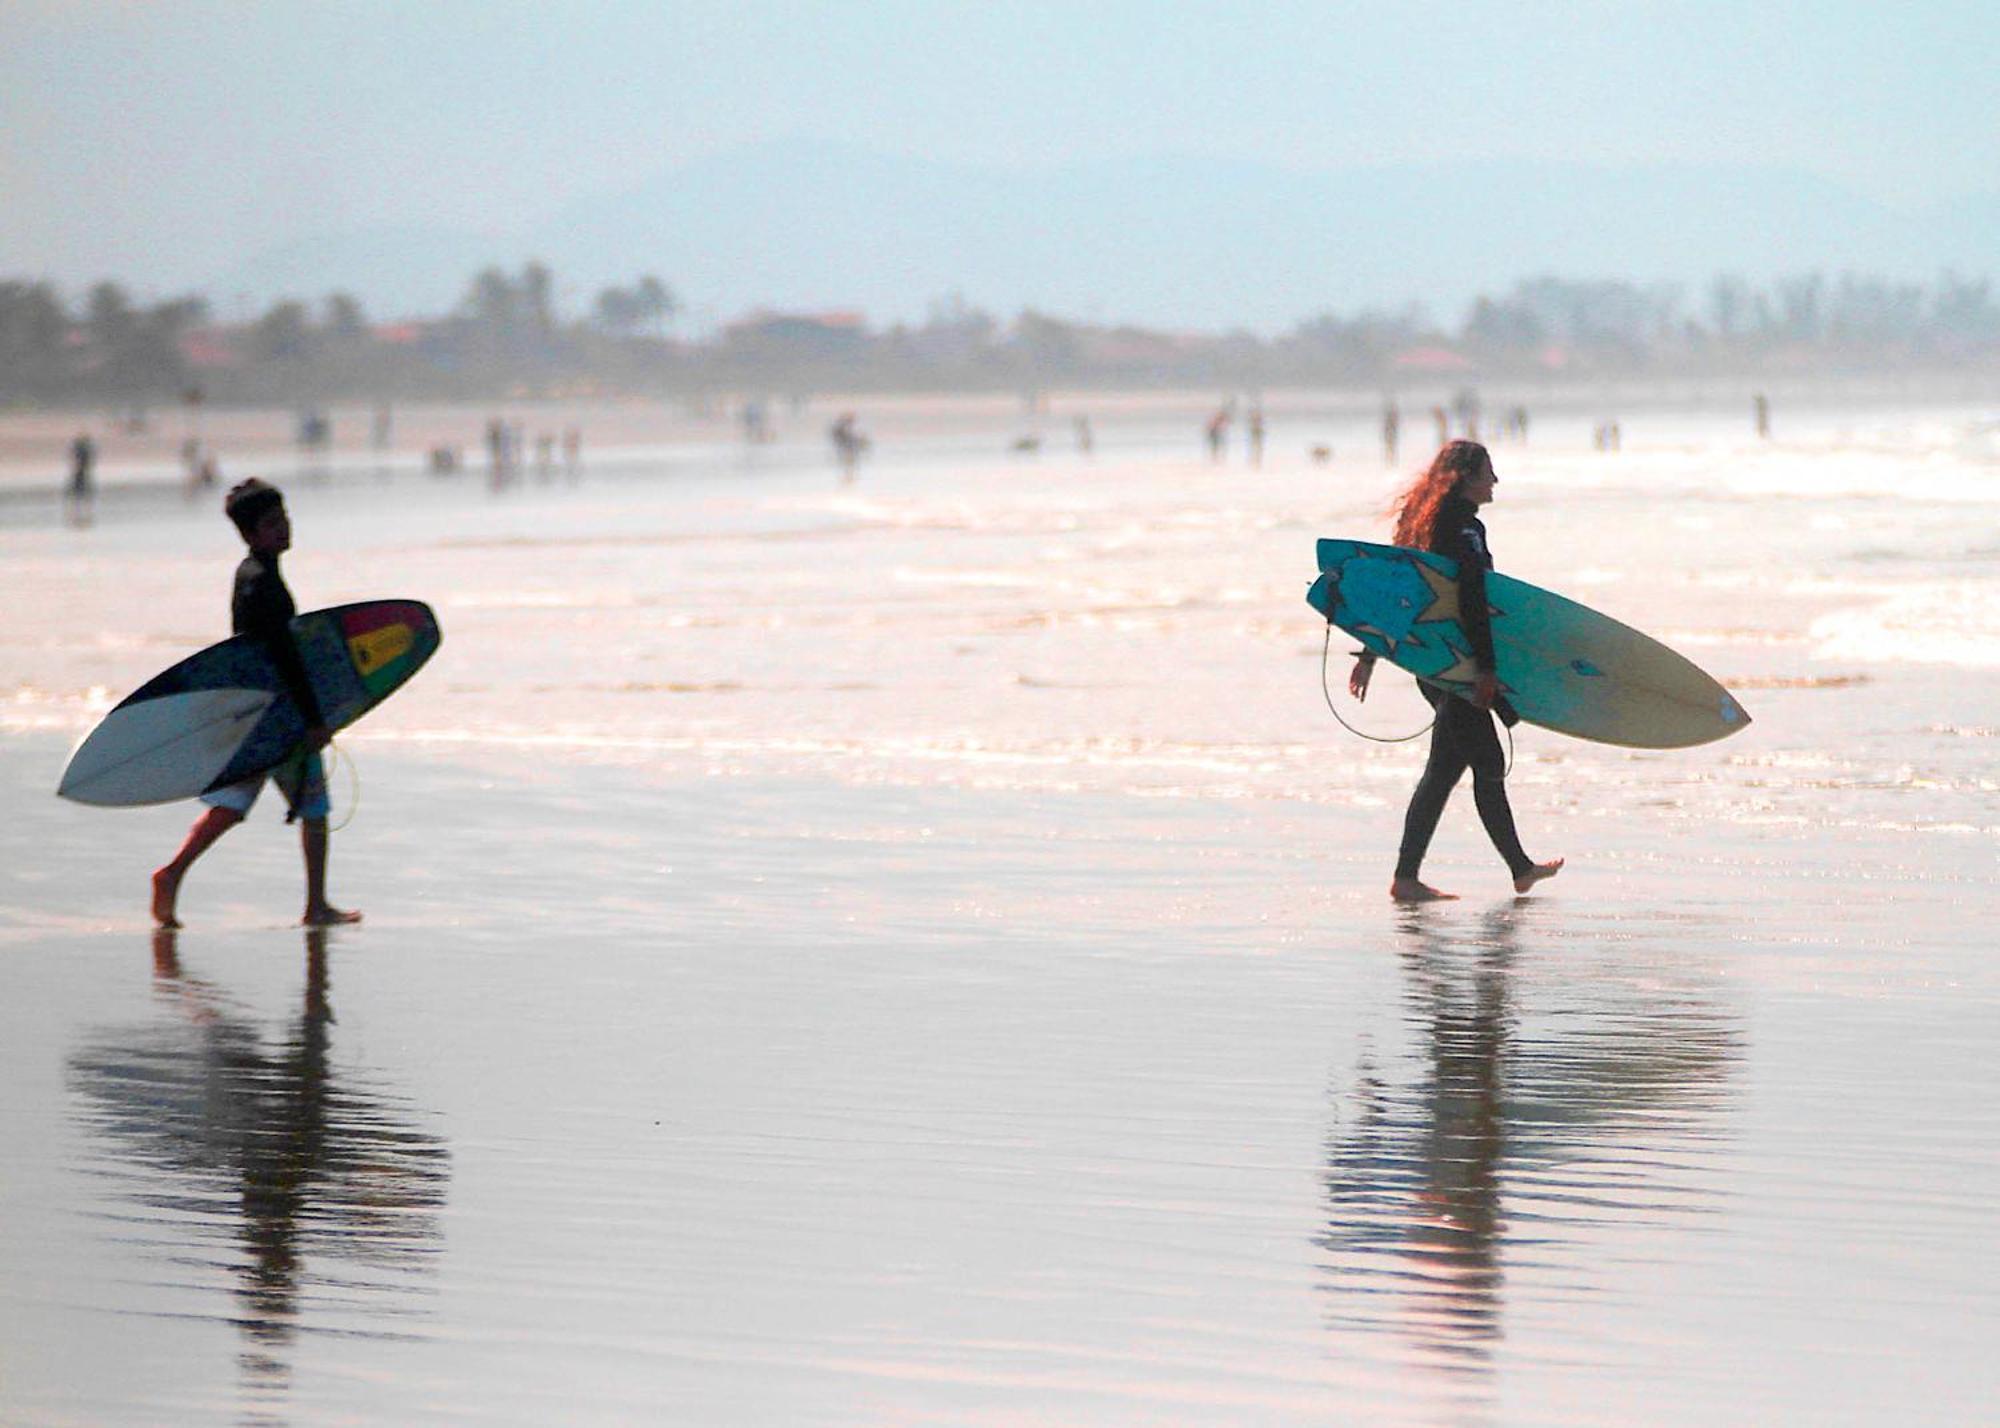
[4,0,1993,301]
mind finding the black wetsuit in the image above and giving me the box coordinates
[1393,496,1532,882]
[232,552,324,728]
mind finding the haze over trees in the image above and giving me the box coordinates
[3,263,1996,409]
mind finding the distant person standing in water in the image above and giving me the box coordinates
[151,480,360,929]
[1347,441,1563,902]
[65,432,96,526]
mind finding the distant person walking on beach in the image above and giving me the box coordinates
[830,412,868,481]
[485,417,513,488]
[1452,388,1481,442]
[1382,400,1400,465]
[151,480,360,929]
[1246,406,1267,466]
[1347,441,1563,902]
[65,432,96,527]
[1205,405,1232,462]
[297,409,332,481]
[1754,393,1770,440]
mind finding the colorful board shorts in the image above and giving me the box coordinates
[199,750,330,820]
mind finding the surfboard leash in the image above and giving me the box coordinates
[1318,625,1517,776]
[325,740,360,832]
[1319,626,1436,744]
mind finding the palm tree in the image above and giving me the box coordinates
[632,275,678,338]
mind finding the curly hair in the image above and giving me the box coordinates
[1390,440,1491,549]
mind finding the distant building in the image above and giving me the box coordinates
[1078,328,1203,367]
[371,322,432,347]
[178,328,242,371]
[722,310,869,360]
[1390,346,1475,374]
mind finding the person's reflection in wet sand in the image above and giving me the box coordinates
[1316,904,1741,1379]
[1318,907,1513,1371]
[69,931,449,1413]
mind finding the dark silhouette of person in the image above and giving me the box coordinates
[1347,442,1561,902]
[830,412,869,481]
[1316,906,1742,1376]
[65,432,96,527]
[1205,405,1232,462]
[67,929,450,1410]
[486,417,510,486]
[150,481,360,928]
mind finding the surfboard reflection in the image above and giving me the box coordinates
[65,930,450,1407]
[1316,906,1741,1378]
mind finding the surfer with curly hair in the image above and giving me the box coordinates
[1349,440,1563,902]
[151,480,361,928]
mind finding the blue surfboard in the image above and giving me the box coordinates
[1309,539,1748,749]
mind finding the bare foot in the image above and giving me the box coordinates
[151,868,183,928]
[303,904,363,927]
[1390,878,1458,903]
[1514,859,1565,895]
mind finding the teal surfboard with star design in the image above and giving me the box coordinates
[1308,538,1750,749]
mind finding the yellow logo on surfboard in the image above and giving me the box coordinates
[348,623,413,675]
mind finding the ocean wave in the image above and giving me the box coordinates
[1809,585,2000,668]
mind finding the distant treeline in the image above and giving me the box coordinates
[5,263,1998,407]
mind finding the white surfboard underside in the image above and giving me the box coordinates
[58,688,276,806]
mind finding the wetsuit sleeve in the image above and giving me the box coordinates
[1460,563,1496,673]
[1438,524,1497,673]
[238,566,326,727]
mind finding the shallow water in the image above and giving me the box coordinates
[3,401,1998,1423]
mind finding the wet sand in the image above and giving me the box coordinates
[4,737,1997,1424]
[4,399,1999,1422]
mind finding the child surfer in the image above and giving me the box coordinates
[151,479,361,928]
